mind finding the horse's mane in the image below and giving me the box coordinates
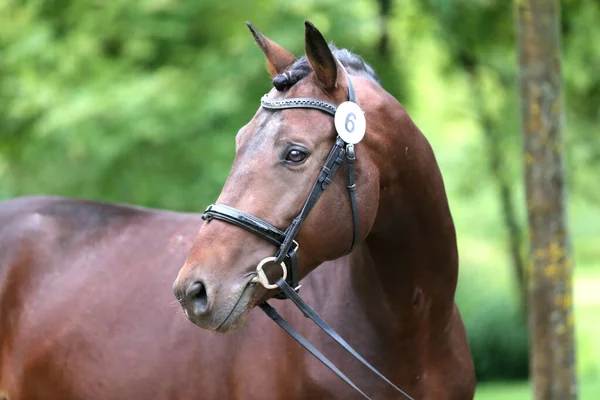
[272,43,381,91]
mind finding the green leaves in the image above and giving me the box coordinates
[0,0,375,210]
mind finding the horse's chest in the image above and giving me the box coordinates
[231,309,389,399]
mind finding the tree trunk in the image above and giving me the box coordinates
[516,0,577,399]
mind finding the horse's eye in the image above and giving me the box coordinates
[286,149,308,164]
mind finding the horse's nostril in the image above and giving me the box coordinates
[186,281,209,313]
[173,279,184,302]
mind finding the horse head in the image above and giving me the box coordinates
[173,21,407,333]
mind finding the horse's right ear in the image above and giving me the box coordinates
[246,22,297,78]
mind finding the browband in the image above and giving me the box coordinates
[260,96,337,116]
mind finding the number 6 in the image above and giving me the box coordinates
[345,113,356,133]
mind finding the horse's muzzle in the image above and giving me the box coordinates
[173,273,259,332]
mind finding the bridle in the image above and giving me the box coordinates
[202,68,359,298]
[201,66,414,400]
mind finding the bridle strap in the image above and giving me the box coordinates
[273,136,347,265]
[202,204,285,246]
[262,280,415,400]
[259,302,371,399]
[260,96,337,116]
[345,144,359,253]
[202,204,301,293]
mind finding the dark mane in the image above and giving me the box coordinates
[272,44,381,91]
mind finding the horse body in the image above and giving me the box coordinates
[0,196,205,399]
[0,21,475,400]
[0,195,472,399]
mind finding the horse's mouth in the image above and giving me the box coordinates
[215,280,260,333]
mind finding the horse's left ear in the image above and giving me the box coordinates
[246,21,297,77]
[304,21,342,92]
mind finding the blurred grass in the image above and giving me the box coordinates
[475,379,600,400]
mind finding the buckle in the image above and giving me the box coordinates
[291,240,299,253]
[251,257,287,290]
[346,144,356,161]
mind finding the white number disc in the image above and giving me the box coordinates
[334,101,366,144]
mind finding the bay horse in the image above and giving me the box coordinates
[0,22,475,399]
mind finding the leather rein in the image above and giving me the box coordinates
[201,68,414,400]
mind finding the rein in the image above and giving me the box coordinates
[202,68,414,400]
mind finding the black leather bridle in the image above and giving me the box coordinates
[202,72,359,298]
[201,67,414,400]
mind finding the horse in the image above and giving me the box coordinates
[0,21,475,399]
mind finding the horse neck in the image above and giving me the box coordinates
[351,105,459,333]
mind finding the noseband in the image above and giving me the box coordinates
[201,67,414,400]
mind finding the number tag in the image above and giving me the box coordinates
[334,102,366,144]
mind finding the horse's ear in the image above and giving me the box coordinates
[246,21,297,78]
[304,21,340,92]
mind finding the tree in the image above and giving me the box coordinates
[516,1,577,399]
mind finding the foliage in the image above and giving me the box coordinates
[459,281,530,381]
[0,0,381,209]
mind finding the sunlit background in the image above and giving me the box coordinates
[1,0,598,398]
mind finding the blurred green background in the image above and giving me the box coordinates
[1,0,598,398]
